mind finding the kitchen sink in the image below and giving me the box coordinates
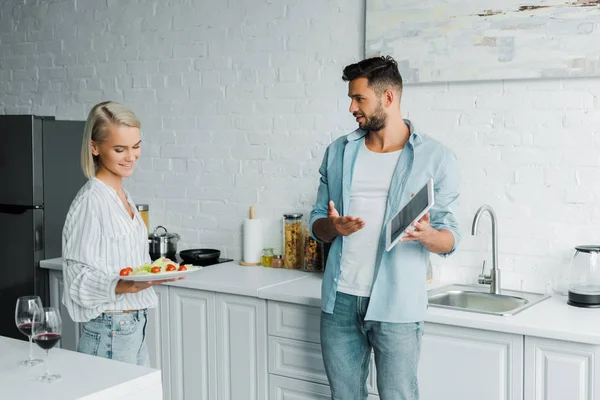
[428,284,550,316]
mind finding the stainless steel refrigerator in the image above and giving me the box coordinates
[0,115,86,340]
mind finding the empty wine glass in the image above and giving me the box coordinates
[15,295,43,366]
[32,307,62,382]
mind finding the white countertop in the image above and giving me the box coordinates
[41,258,600,345]
[165,262,309,297]
[40,258,63,271]
[40,258,308,297]
[257,272,323,308]
[0,336,162,399]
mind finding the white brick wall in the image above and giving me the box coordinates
[2,0,600,294]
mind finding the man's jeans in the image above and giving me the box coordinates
[77,309,150,367]
[321,292,423,400]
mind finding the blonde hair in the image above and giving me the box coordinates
[81,101,141,178]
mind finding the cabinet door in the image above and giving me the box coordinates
[216,293,268,400]
[169,287,217,400]
[49,270,79,351]
[525,336,600,400]
[269,375,331,400]
[146,284,170,399]
[418,323,523,400]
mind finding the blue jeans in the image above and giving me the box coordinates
[321,292,423,400]
[77,310,150,367]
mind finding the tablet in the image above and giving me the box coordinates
[385,178,434,252]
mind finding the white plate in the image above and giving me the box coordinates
[119,266,200,282]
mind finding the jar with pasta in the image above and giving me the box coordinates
[303,228,323,272]
[283,213,303,269]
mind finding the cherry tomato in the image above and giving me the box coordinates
[119,268,131,276]
[178,265,187,271]
[151,266,161,273]
[125,267,133,273]
[166,264,177,272]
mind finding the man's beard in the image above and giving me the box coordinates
[359,103,387,132]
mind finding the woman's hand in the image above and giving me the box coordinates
[115,277,186,294]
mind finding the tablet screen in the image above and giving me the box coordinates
[390,182,430,244]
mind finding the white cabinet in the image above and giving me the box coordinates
[269,374,331,400]
[48,270,79,351]
[418,323,523,400]
[269,375,379,400]
[267,301,378,396]
[169,287,217,400]
[216,293,268,400]
[168,287,268,400]
[146,284,171,399]
[524,336,600,400]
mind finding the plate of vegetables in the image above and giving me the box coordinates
[118,257,200,281]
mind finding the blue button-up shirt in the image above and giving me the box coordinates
[309,120,461,322]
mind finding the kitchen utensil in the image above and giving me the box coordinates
[148,226,180,260]
[568,245,600,308]
[242,206,262,266]
[179,249,221,265]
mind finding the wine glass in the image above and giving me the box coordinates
[14,296,44,366]
[32,307,62,382]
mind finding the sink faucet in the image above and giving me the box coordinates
[471,205,500,294]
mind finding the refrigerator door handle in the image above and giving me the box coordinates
[35,226,43,251]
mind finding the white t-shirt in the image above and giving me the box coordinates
[338,139,402,297]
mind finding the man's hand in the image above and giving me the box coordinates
[328,201,365,236]
[116,276,186,294]
[400,212,455,254]
[312,201,365,243]
[400,212,434,243]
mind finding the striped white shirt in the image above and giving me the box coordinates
[62,178,157,322]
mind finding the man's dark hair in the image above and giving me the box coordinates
[342,56,403,96]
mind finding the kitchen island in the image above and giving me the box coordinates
[41,258,600,400]
[0,335,161,399]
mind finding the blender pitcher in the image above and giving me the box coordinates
[567,245,600,308]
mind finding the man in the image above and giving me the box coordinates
[309,56,460,399]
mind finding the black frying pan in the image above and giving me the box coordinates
[179,249,221,265]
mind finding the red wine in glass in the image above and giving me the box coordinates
[14,296,44,367]
[18,322,42,337]
[32,307,62,382]
[34,333,61,351]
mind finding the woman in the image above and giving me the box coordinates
[62,101,180,366]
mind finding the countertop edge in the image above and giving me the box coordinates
[39,258,600,346]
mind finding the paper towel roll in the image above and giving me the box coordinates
[243,218,263,263]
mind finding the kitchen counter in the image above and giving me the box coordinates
[0,336,161,399]
[41,258,308,297]
[40,258,600,345]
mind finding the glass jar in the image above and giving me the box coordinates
[283,213,303,269]
[136,204,149,232]
[303,228,323,272]
[261,248,274,267]
[271,255,283,268]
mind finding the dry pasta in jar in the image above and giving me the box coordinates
[303,228,323,272]
[283,213,303,269]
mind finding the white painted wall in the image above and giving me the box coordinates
[1,0,599,293]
